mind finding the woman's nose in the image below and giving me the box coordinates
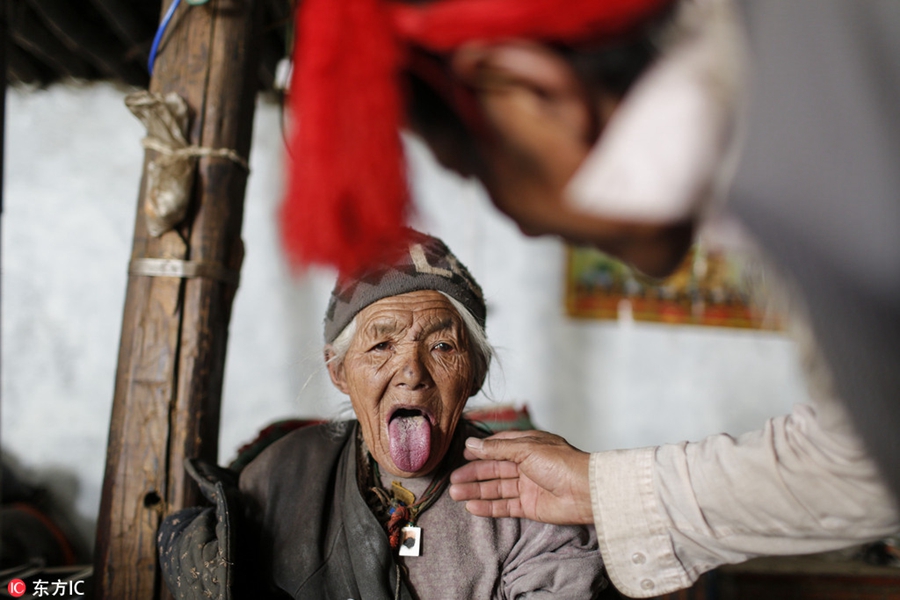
[394,348,432,390]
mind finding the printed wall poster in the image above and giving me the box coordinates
[565,226,783,330]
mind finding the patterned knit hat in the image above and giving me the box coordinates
[324,230,485,343]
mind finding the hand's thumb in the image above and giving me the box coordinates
[464,436,528,463]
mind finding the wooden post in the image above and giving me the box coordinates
[94,0,261,597]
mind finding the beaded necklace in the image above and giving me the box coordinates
[368,455,452,553]
[360,427,473,555]
[359,420,493,555]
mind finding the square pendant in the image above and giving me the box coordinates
[398,526,422,557]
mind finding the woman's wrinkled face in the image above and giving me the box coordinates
[327,290,475,477]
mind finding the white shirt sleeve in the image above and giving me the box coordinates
[590,391,900,598]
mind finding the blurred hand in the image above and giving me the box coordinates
[449,430,594,526]
[449,42,693,278]
[452,42,597,239]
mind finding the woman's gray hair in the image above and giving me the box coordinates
[326,292,492,394]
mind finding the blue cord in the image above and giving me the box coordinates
[148,0,183,75]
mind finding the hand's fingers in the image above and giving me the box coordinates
[451,458,519,484]
[463,447,480,462]
[448,477,521,502]
[483,429,544,441]
[462,431,552,460]
[463,498,524,519]
[453,42,574,92]
[464,433,550,463]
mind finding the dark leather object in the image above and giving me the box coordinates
[158,459,240,600]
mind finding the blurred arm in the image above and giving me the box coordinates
[593,392,900,597]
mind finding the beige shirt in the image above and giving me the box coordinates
[590,384,900,598]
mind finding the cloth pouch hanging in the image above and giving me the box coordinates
[125,91,195,237]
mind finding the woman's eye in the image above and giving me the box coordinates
[433,342,454,352]
[371,342,391,352]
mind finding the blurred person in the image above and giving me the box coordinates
[282,0,900,596]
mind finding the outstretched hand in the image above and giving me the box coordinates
[449,430,594,526]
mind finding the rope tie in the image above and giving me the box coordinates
[141,137,250,172]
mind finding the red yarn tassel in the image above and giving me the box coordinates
[391,0,673,50]
[282,0,410,274]
[281,0,674,274]
[387,505,410,551]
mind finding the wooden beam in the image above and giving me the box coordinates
[93,0,262,598]
[9,3,96,80]
[23,0,147,85]
[7,41,52,84]
[87,0,159,58]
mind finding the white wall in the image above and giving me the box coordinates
[2,83,802,550]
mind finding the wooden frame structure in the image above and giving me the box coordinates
[93,1,262,597]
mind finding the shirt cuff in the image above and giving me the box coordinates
[590,448,692,598]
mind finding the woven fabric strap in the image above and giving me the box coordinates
[129,258,240,287]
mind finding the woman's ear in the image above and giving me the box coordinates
[469,372,486,399]
[324,346,350,395]
[468,356,488,399]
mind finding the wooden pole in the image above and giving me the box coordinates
[94,0,261,597]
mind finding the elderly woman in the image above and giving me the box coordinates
[160,231,604,600]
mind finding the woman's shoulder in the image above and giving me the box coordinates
[240,421,356,487]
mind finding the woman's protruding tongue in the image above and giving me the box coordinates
[389,410,431,473]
